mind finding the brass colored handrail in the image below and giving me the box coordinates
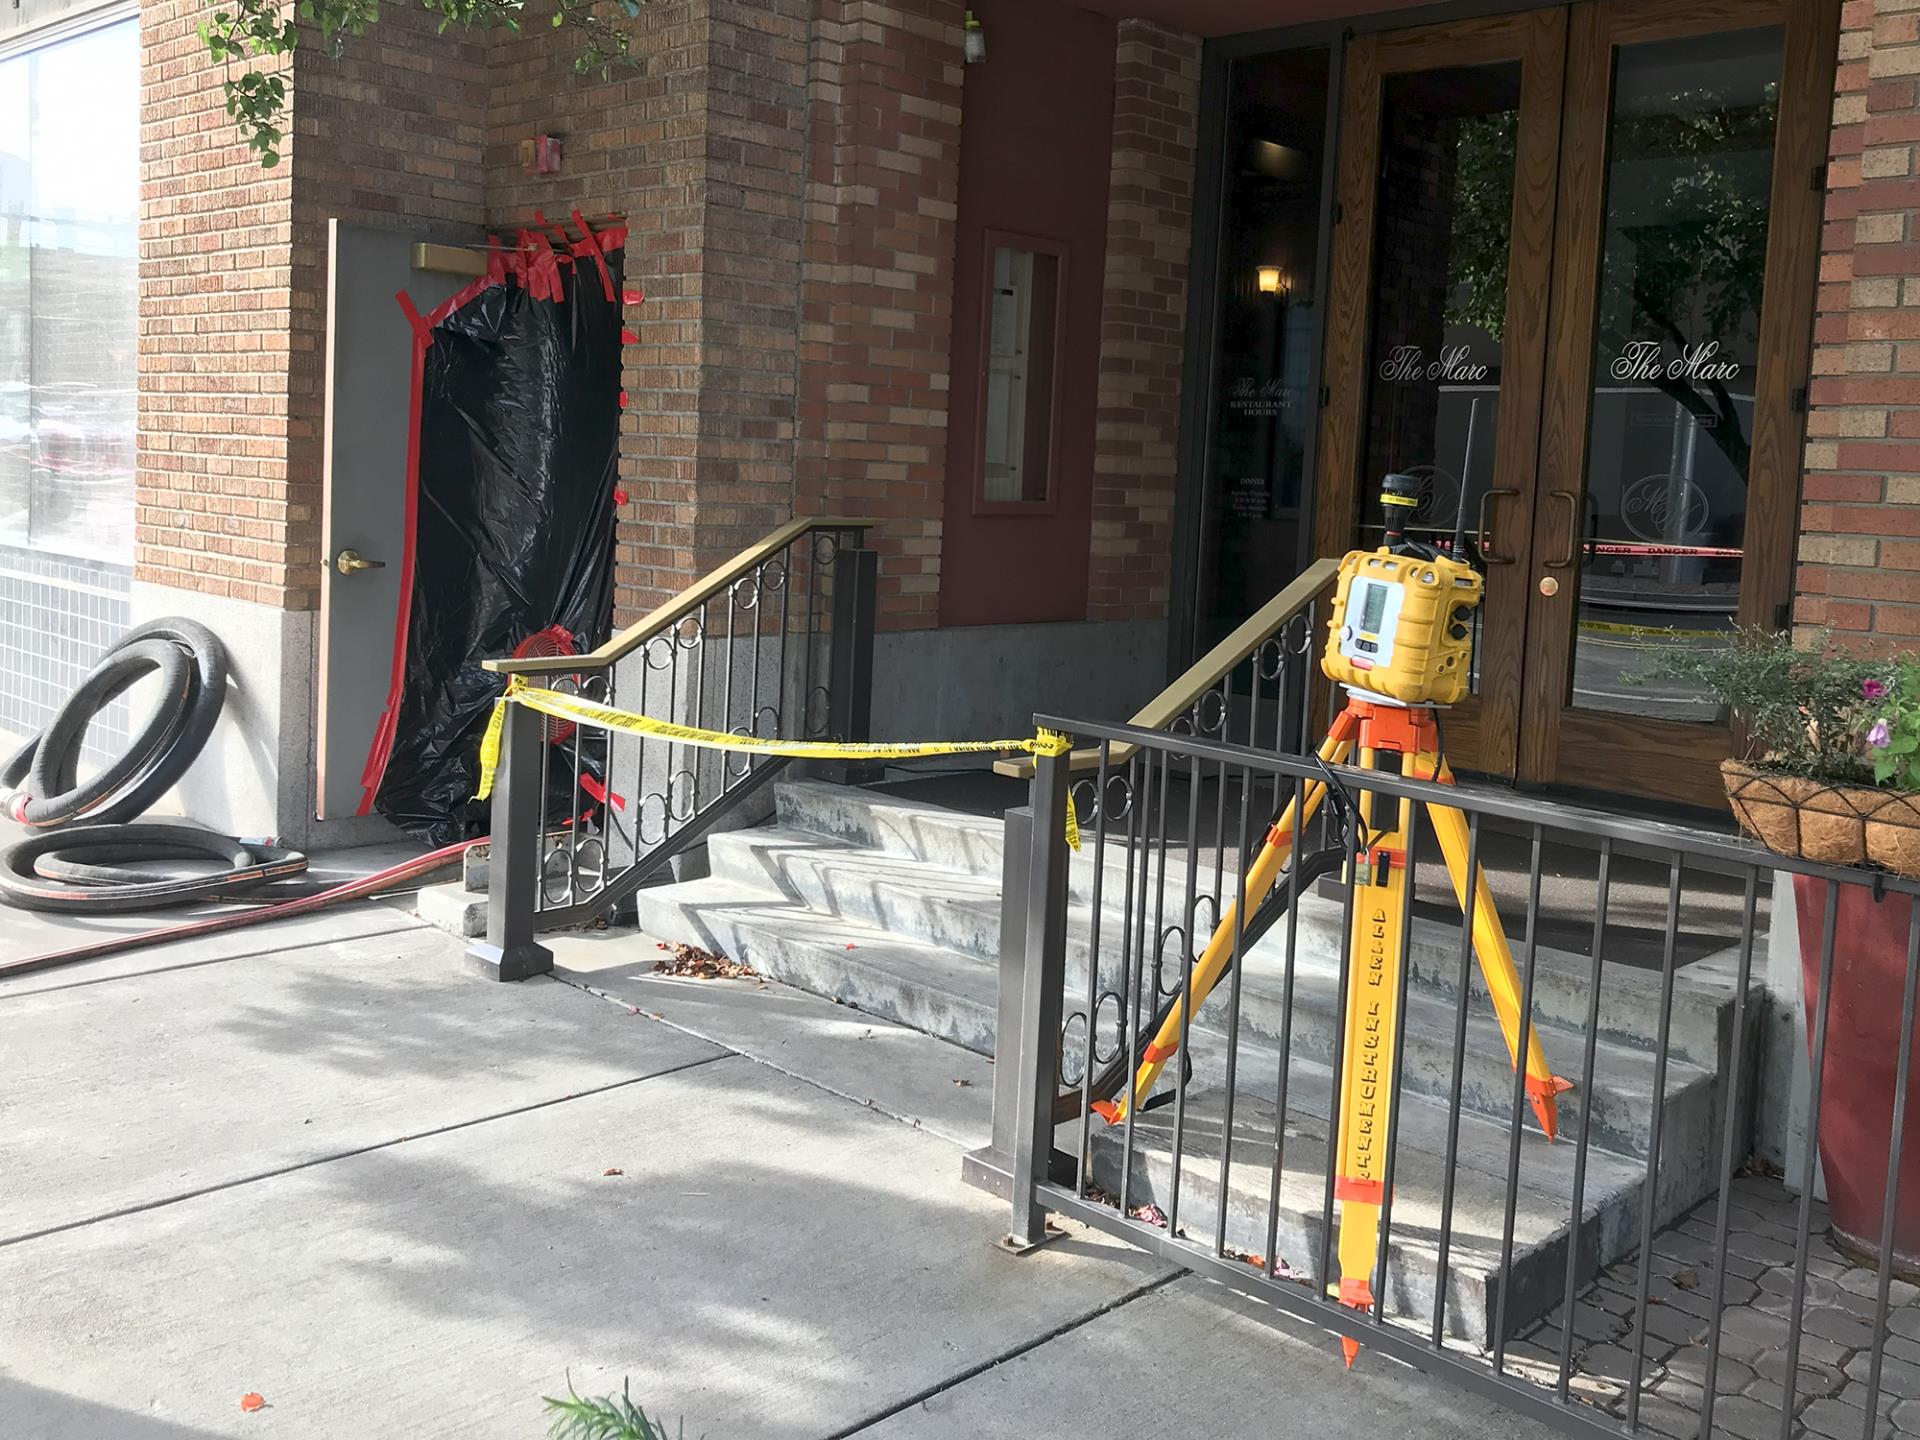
[484,515,872,676]
[994,554,1341,778]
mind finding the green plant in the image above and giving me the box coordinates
[199,0,647,167]
[1637,628,1879,782]
[1863,654,1920,790]
[542,1375,682,1440]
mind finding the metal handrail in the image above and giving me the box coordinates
[994,554,1340,778]
[484,515,872,676]
[1037,709,1920,894]
[470,516,879,977]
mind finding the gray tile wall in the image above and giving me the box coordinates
[0,542,130,764]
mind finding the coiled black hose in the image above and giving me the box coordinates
[0,823,309,913]
[0,620,297,915]
[1,618,228,829]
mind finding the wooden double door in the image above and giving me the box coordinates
[1311,0,1838,807]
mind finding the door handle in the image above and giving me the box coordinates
[1546,490,1581,569]
[332,549,386,575]
[1476,487,1520,564]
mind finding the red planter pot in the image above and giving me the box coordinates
[1794,876,1920,1274]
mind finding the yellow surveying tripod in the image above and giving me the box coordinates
[1082,473,1569,1364]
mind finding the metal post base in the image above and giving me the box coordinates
[464,940,554,982]
[997,1222,1068,1256]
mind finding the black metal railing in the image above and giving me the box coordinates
[468,517,874,981]
[992,555,1338,784]
[977,708,1920,1440]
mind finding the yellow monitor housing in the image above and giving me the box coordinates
[1322,548,1482,706]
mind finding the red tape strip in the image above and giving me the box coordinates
[359,290,437,811]
[578,771,628,813]
[570,209,617,303]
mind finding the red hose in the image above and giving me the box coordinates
[0,837,485,981]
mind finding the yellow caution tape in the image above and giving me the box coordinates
[474,678,1081,849]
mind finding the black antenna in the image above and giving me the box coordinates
[1451,397,1480,559]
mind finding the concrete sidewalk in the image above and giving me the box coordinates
[1,899,1557,1438]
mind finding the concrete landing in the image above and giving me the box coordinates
[0,895,1557,1439]
[861,1274,1551,1440]
[1,924,720,1242]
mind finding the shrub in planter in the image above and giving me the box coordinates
[1644,629,1893,867]
[1645,632,1920,1272]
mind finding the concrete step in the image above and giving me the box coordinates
[774,777,1224,907]
[769,782,1743,1069]
[776,779,1008,879]
[704,824,1719,1161]
[1085,1082,1631,1349]
[631,876,1000,1055]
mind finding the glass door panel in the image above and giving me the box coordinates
[1318,8,1568,781]
[1565,26,1782,723]
[1355,60,1524,698]
[1189,47,1332,660]
[1520,0,1831,807]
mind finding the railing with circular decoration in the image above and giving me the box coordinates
[470,517,874,978]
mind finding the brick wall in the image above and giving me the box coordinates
[1087,19,1200,623]
[138,0,486,611]
[486,1,807,624]
[797,0,965,630]
[136,0,1193,634]
[136,0,298,606]
[1798,0,1920,649]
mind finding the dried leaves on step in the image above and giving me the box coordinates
[652,942,755,980]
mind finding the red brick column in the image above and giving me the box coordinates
[1087,19,1201,623]
[487,2,808,621]
[138,0,486,611]
[797,0,965,630]
[1798,0,1920,649]
[137,0,300,607]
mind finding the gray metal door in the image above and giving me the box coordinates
[316,220,481,819]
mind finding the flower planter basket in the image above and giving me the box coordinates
[1721,758,1920,878]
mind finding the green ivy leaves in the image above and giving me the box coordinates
[197,0,646,165]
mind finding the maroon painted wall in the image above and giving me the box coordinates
[939,0,1116,627]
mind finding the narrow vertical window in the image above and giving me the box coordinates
[978,238,1063,508]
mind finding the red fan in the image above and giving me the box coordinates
[510,625,581,745]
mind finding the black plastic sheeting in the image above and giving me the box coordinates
[375,248,623,845]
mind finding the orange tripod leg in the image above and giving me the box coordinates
[1332,783,1413,1366]
[1418,752,1570,1140]
[1095,708,1360,1127]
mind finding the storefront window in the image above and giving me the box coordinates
[0,18,139,563]
[0,17,137,752]
[978,240,1063,507]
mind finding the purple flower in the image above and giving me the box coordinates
[1864,677,1890,701]
[1870,720,1893,749]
